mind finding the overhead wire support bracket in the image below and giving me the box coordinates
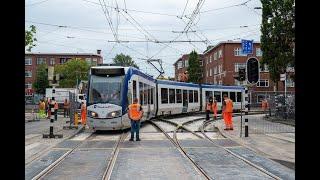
[139,58,165,78]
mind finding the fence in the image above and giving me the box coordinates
[242,91,295,134]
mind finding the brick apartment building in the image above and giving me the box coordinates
[174,41,295,103]
[25,50,103,95]
[173,54,204,82]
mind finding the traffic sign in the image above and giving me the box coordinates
[280,73,286,81]
[241,39,253,54]
[246,57,259,84]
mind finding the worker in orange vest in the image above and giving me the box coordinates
[222,94,234,130]
[128,98,144,141]
[81,101,87,125]
[205,97,213,120]
[212,97,218,120]
[54,101,59,121]
[261,99,269,113]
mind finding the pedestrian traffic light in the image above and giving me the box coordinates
[238,67,246,81]
[247,57,259,84]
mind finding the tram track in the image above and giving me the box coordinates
[149,113,282,180]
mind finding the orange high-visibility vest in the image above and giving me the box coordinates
[212,101,217,110]
[206,103,212,111]
[128,103,142,121]
[224,99,233,113]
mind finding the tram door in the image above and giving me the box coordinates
[182,90,188,113]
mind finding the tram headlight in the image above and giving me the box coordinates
[88,110,98,118]
[107,110,121,118]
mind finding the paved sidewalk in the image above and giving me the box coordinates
[214,114,295,167]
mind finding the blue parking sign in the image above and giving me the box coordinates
[241,39,253,54]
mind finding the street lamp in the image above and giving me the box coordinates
[254,7,262,10]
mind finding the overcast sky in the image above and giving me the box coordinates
[26,0,262,77]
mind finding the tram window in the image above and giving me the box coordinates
[139,82,143,105]
[189,90,194,103]
[194,90,199,103]
[169,89,175,104]
[133,80,137,100]
[222,91,229,99]
[161,88,168,104]
[236,92,242,102]
[214,91,221,102]
[230,92,236,102]
[151,87,154,104]
[176,89,182,103]
[205,91,213,101]
[144,83,148,105]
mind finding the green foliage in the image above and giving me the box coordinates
[33,64,49,94]
[113,53,139,69]
[55,59,90,88]
[187,50,202,83]
[25,25,37,52]
[260,0,295,86]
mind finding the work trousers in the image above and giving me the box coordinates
[54,109,58,121]
[64,108,70,117]
[206,110,210,120]
[130,120,141,140]
[223,112,233,129]
[213,109,217,120]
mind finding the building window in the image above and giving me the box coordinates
[177,61,183,69]
[185,60,189,67]
[214,76,217,84]
[60,58,68,64]
[206,57,209,64]
[234,48,247,56]
[214,52,218,60]
[85,58,92,65]
[25,70,32,77]
[260,64,269,72]
[206,70,209,77]
[286,78,295,87]
[209,55,212,63]
[36,57,46,65]
[25,83,32,89]
[218,65,222,74]
[50,58,55,65]
[25,57,32,65]
[161,88,168,104]
[213,67,217,75]
[218,49,222,58]
[219,80,222,85]
[169,89,175,104]
[256,48,263,56]
[209,68,212,76]
[176,89,182,103]
[201,59,203,66]
[257,79,269,87]
[234,63,246,72]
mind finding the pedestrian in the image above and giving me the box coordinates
[212,97,218,120]
[128,98,144,141]
[63,99,70,118]
[38,99,46,119]
[81,101,87,125]
[205,97,213,120]
[222,94,234,130]
[54,101,59,121]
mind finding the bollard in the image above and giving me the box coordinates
[244,87,249,137]
[43,87,63,138]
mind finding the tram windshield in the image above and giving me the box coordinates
[88,75,124,106]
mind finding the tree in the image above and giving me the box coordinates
[33,64,49,94]
[55,59,90,88]
[113,53,139,69]
[25,25,37,52]
[187,50,202,83]
[260,0,295,90]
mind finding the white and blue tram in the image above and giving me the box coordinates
[86,66,245,131]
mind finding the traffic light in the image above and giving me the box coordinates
[238,67,246,81]
[247,57,259,84]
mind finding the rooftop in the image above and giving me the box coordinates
[25,52,102,57]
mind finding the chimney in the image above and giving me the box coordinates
[97,49,101,55]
